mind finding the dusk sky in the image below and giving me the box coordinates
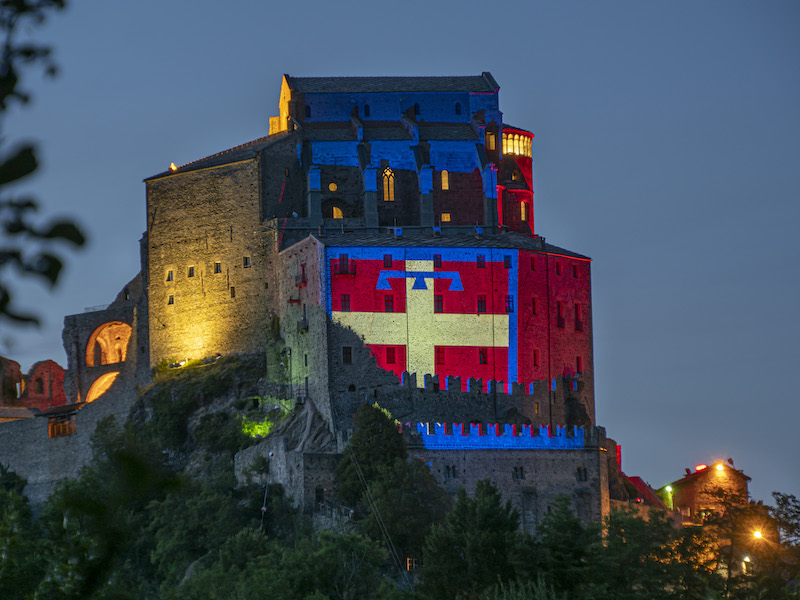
[2,1,798,502]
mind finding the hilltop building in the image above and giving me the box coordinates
[2,74,642,527]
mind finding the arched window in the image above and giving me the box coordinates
[382,168,395,202]
[514,134,520,155]
[455,102,461,115]
[364,104,370,117]
[332,206,343,219]
[441,169,449,190]
[502,133,508,154]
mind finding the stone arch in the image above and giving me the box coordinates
[85,372,119,403]
[86,321,132,367]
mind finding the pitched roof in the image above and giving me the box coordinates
[286,73,498,94]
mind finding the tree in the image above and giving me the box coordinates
[0,0,85,326]
[420,480,522,600]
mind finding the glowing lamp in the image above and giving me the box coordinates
[744,556,751,562]
[665,486,673,493]
[695,464,708,471]
[716,464,724,471]
[169,162,178,171]
[753,530,762,539]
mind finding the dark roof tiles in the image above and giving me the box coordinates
[287,73,497,94]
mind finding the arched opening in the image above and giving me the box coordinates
[85,372,119,403]
[331,206,343,219]
[382,168,394,202]
[86,322,132,367]
[441,170,449,190]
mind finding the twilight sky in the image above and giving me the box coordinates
[2,0,798,503]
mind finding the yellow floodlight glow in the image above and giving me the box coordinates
[744,556,751,562]
[753,530,762,539]
[169,162,178,171]
[716,463,724,471]
[665,486,672,493]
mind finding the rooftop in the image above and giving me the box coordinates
[286,73,498,94]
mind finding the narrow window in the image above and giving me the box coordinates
[531,256,536,271]
[364,104,370,117]
[34,378,44,394]
[304,105,311,118]
[441,169,449,190]
[533,349,539,367]
[505,295,514,313]
[521,202,528,222]
[214,262,222,274]
[383,254,392,268]
[382,168,395,202]
[243,256,251,268]
[485,131,496,151]
[332,206,343,219]
[339,254,349,274]
[434,294,443,313]
[384,295,394,313]
[502,133,508,154]
[504,255,511,269]
[572,264,578,278]
[124,287,130,300]
[477,255,485,268]
[557,301,565,328]
[340,294,351,312]
[574,303,583,331]
[230,286,236,298]
[512,170,521,181]
[342,347,352,365]
[413,103,420,116]
[435,346,445,365]
[535,401,540,415]
[167,295,174,305]
[441,212,451,222]
[478,348,488,365]
[532,297,538,315]
[477,295,487,313]
[556,262,562,275]
[576,356,583,373]
[433,254,442,268]
[166,270,173,282]
[386,347,396,364]
[455,102,461,115]
[304,354,308,367]
[187,266,194,278]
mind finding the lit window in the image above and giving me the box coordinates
[230,286,236,298]
[486,132,496,151]
[455,102,461,115]
[478,348,488,365]
[166,270,173,282]
[534,401,539,415]
[477,255,485,268]
[386,347,396,364]
[167,295,174,305]
[243,256,251,268]
[382,168,395,202]
[435,346,445,365]
[441,170,449,190]
[187,266,194,278]
[384,254,392,267]
[441,212,451,222]
[477,295,486,313]
[332,206,343,219]
[340,294,351,312]
[521,202,528,222]
[342,347,352,365]
[514,134,520,155]
[512,171,521,181]
[433,254,442,268]
[502,133,508,154]
[328,182,338,192]
[384,295,394,313]
[214,262,222,274]
[434,294,443,313]
[533,349,539,367]
[505,295,514,313]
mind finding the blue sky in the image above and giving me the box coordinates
[3,0,798,502]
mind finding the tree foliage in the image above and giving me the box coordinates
[0,0,85,325]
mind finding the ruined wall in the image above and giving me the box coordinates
[0,357,66,411]
[146,161,270,366]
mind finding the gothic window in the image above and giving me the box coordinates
[331,206,343,219]
[382,168,395,202]
[441,169,449,190]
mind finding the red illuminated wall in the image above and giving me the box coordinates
[0,357,66,411]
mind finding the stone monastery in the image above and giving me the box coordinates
[0,73,679,525]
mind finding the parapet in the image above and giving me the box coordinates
[401,421,606,451]
[407,372,580,396]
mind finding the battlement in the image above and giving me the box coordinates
[401,421,606,450]
[400,371,580,395]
